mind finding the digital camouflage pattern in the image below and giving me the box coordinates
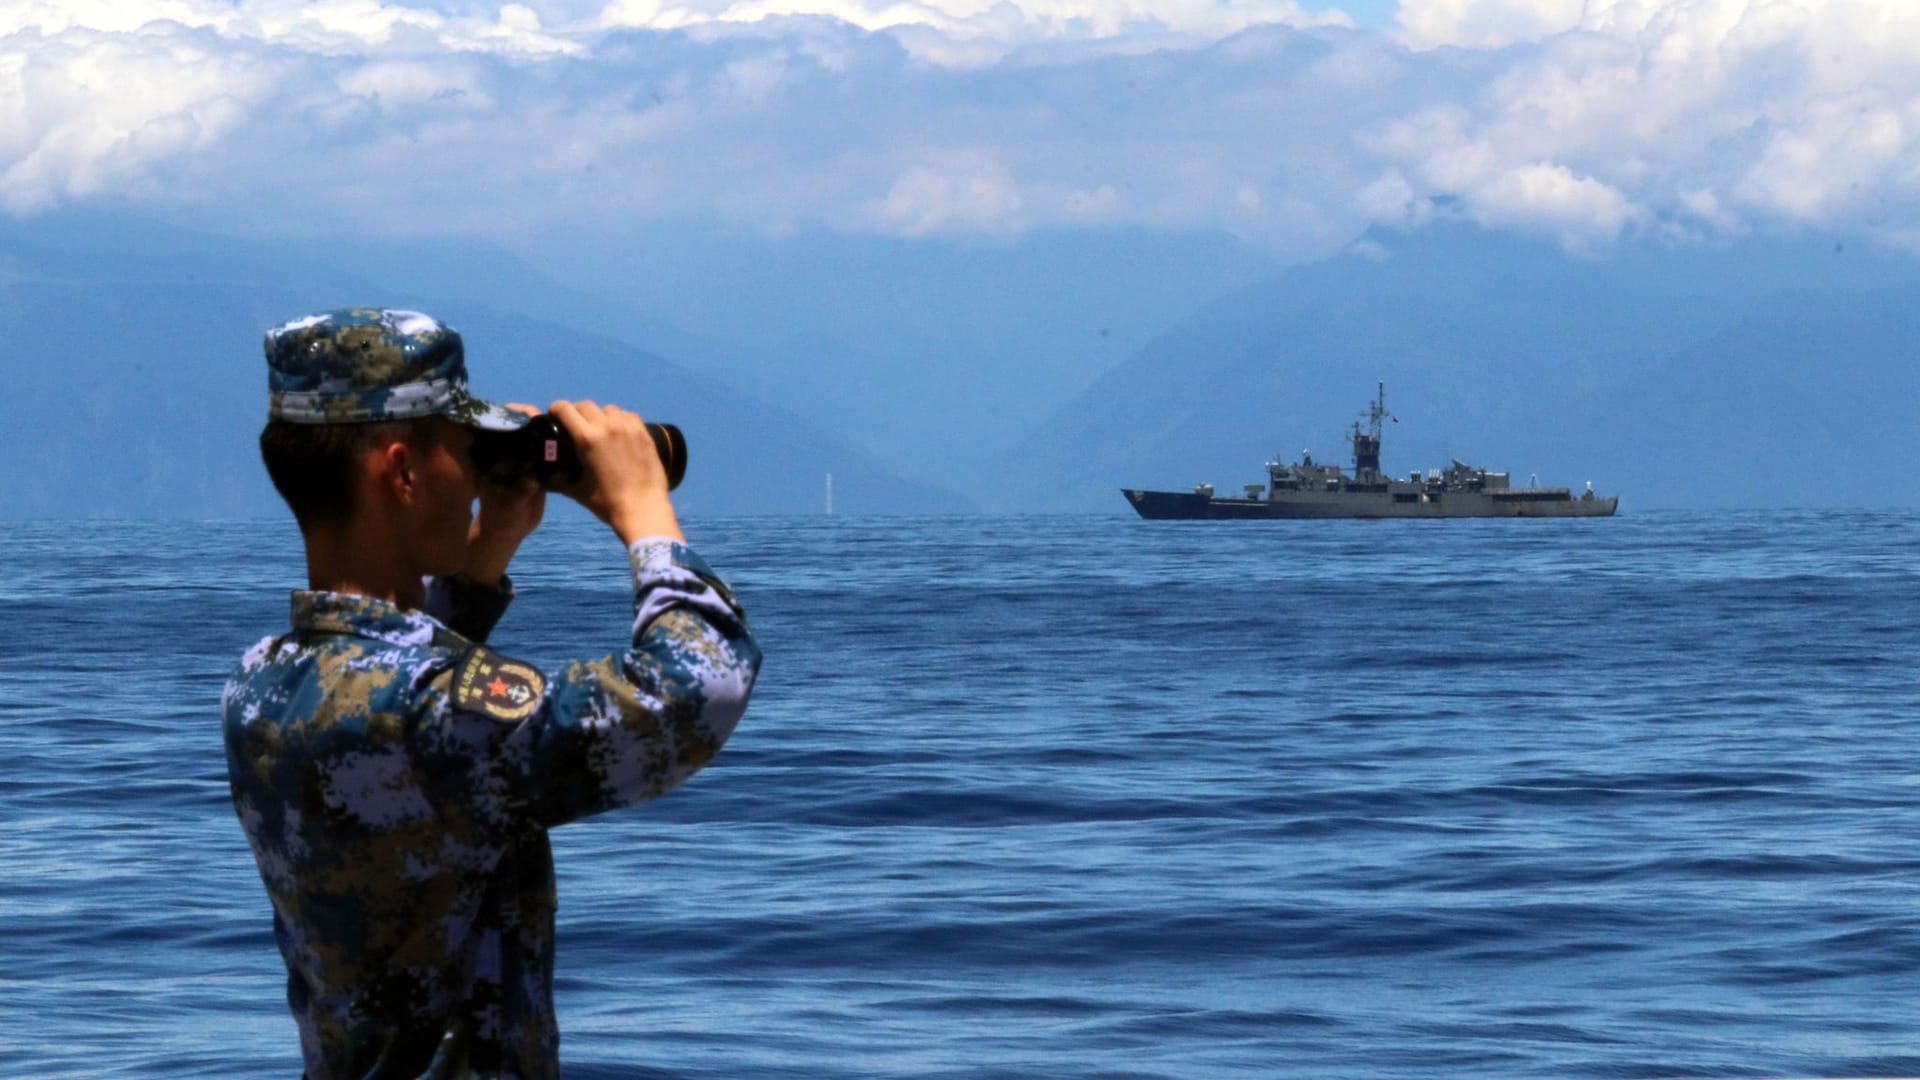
[223,541,760,1079]
[265,308,530,430]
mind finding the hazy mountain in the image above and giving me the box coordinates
[249,220,1284,503]
[11,210,1917,518]
[0,212,971,518]
[1006,222,1920,511]
[1530,289,1920,509]
[510,224,1285,493]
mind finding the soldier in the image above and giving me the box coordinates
[222,308,761,1078]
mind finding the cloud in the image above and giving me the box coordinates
[1470,162,1642,250]
[1360,1,1920,250]
[865,153,1026,234]
[597,0,1351,43]
[5,1,1920,258]
[1395,0,1587,50]
[0,1,583,54]
[1736,90,1908,222]
[0,26,280,213]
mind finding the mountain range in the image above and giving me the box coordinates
[0,212,972,519]
[4,209,1917,518]
[1007,222,1920,511]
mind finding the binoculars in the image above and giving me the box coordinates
[471,415,686,491]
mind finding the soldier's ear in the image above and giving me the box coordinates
[371,435,417,506]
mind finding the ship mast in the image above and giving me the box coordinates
[1351,381,1391,479]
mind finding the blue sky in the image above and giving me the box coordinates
[7,1,1920,264]
[1310,0,1398,25]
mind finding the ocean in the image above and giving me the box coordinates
[3,510,1919,1078]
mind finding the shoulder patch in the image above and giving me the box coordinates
[453,648,546,722]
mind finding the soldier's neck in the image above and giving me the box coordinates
[302,521,428,612]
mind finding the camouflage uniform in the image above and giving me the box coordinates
[224,310,760,1079]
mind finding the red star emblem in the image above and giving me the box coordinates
[488,677,510,698]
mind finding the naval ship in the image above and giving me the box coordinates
[1122,384,1618,520]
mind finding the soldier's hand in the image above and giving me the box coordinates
[549,399,684,545]
[465,404,547,584]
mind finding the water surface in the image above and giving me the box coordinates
[3,511,1918,1078]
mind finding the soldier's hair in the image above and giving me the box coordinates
[259,419,438,529]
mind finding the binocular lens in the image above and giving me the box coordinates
[648,423,687,491]
[471,416,687,491]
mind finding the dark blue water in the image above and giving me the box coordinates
[5,511,1920,1078]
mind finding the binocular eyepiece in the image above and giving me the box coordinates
[471,415,687,491]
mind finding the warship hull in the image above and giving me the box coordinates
[1123,487,1619,520]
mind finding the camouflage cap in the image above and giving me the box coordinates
[265,308,529,430]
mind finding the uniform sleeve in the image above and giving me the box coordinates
[499,539,760,828]
[421,573,514,643]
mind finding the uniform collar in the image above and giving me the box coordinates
[290,590,461,649]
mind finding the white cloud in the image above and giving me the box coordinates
[1737,92,1907,221]
[1356,167,1420,223]
[593,0,1352,66]
[335,59,495,108]
[1469,161,1642,249]
[0,27,278,212]
[1063,183,1121,216]
[865,154,1026,234]
[1395,0,1587,50]
[0,1,582,55]
[6,1,1920,257]
[1359,1,1920,250]
[597,0,1350,40]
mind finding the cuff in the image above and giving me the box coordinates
[422,572,516,643]
[628,539,746,632]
